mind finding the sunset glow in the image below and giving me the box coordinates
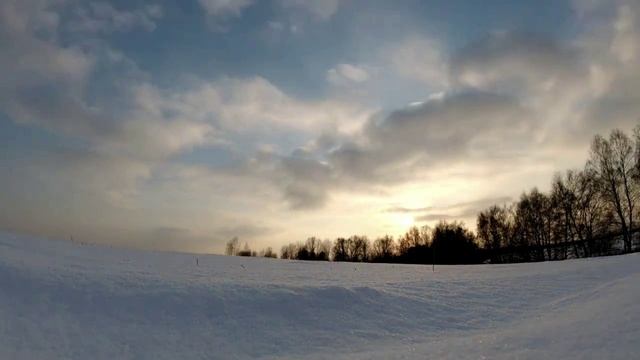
[1,0,639,253]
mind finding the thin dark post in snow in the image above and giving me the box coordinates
[432,247,435,272]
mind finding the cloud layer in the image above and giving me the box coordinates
[1,0,640,252]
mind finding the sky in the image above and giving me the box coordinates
[1,0,639,254]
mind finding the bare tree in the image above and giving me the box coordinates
[407,226,426,247]
[280,243,298,259]
[397,232,412,257]
[305,237,320,259]
[514,188,552,261]
[588,130,637,252]
[237,242,254,257]
[332,238,349,262]
[318,239,332,261]
[553,169,610,257]
[551,172,579,257]
[225,237,239,256]
[477,205,510,263]
[260,247,277,258]
[347,235,369,262]
[397,226,429,257]
[431,221,479,264]
[371,235,396,261]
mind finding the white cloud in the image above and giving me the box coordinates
[576,0,640,135]
[0,0,97,136]
[388,37,449,90]
[611,4,639,65]
[279,0,340,21]
[267,21,285,31]
[327,64,371,86]
[68,2,163,33]
[166,77,371,140]
[198,0,253,17]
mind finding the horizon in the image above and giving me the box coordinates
[2,0,640,254]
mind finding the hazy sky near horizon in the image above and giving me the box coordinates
[1,0,639,253]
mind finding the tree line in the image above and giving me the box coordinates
[477,127,640,263]
[225,127,640,264]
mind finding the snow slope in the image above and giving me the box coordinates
[0,231,638,359]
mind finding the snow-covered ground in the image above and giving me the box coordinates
[0,231,638,359]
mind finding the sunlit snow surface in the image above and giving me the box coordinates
[1,231,638,359]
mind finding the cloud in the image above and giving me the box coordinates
[92,226,216,253]
[0,0,216,216]
[213,223,274,241]
[454,1,639,143]
[278,155,335,209]
[331,91,535,180]
[388,37,449,90]
[387,196,513,223]
[265,27,629,211]
[0,147,152,213]
[0,4,214,162]
[385,206,434,214]
[450,32,583,95]
[4,0,640,252]
[327,64,371,86]
[0,0,368,216]
[267,21,285,31]
[198,0,253,17]
[611,4,638,65]
[577,0,640,134]
[168,77,369,138]
[144,224,272,253]
[0,0,98,137]
[67,2,163,34]
[106,118,215,160]
[128,0,640,220]
[260,90,534,210]
[279,0,340,21]
[3,0,371,166]
[292,0,640,215]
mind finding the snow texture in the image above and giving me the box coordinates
[0,231,638,359]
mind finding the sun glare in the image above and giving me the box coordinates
[398,215,415,229]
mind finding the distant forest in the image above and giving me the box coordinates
[226,126,640,265]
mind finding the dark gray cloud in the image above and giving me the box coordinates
[412,196,513,223]
[271,90,534,210]
[213,223,275,241]
[448,23,640,144]
[386,196,513,224]
[385,206,434,214]
[387,196,512,214]
[93,226,216,253]
[414,213,459,222]
[354,90,535,170]
[450,32,583,93]
[584,96,640,135]
[268,152,335,210]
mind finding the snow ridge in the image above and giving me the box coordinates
[0,232,638,359]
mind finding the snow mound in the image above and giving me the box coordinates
[0,231,638,359]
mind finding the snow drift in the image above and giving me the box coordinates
[0,231,638,359]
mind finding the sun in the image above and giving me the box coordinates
[397,215,415,229]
